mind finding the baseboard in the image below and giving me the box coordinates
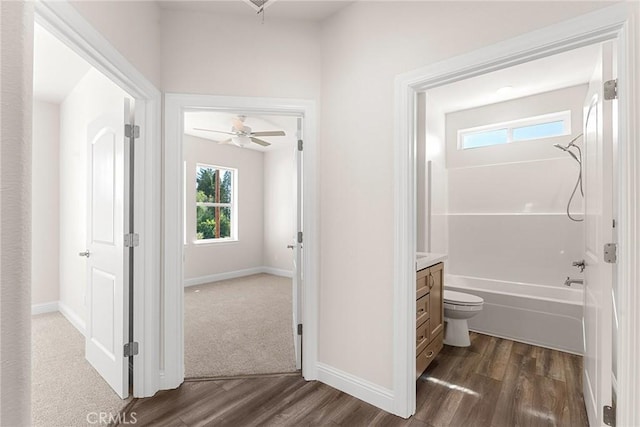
[184,266,293,287]
[262,267,293,278]
[31,301,59,315]
[58,301,86,336]
[316,362,394,414]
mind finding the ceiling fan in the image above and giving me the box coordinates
[194,115,285,148]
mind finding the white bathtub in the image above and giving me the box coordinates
[445,274,584,355]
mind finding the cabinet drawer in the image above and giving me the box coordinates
[417,268,429,299]
[416,294,429,327]
[416,331,443,380]
[416,319,430,356]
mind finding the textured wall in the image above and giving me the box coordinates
[0,1,33,424]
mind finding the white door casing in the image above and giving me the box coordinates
[293,116,304,370]
[583,41,615,426]
[85,99,130,399]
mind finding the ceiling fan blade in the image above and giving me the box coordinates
[193,127,235,135]
[251,137,271,147]
[218,138,232,145]
[251,130,285,137]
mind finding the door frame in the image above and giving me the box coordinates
[392,3,640,422]
[163,93,319,388]
[34,1,162,398]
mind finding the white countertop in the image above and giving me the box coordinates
[416,252,447,271]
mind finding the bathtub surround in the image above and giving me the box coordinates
[423,85,589,354]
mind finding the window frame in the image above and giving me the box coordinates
[457,110,572,150]
[194,163,238,244]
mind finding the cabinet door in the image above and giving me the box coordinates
[428,263,444,341]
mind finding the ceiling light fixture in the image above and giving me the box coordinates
[232,135,252,148]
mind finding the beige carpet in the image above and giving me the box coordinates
[32,312,130,427]
[184,273,297,378]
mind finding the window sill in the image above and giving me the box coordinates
[192,238,238,246]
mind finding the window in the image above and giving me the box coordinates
[195,164,237,242]
[458,110,571,150]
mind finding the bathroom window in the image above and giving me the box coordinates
[459,110,571,150]
[195,164,237,242]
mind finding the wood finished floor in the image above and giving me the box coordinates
[119,333,588,427]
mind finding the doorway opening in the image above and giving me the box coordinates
[163,94,318,390]
[31,22,137,426]
[416,41,615,426]
[181,110,303,378]
[392,4,636,422]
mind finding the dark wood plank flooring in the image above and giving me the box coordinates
[119,333,588,427]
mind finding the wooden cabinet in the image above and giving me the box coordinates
[416,262,444,380]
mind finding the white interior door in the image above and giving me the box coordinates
[84,99,130,399]
[292,117,303,370]
[583,41,615,426]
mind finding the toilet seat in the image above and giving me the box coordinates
[444,290,483,306]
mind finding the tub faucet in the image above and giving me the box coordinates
[564,277,584,287]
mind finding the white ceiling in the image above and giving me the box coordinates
[184,111,298,152]
[33,24,92,104]
[158,0,354,22]
[427,43,601,113]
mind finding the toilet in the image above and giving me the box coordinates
[443,290,484,347]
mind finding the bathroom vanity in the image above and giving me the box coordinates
[415,253,446,380]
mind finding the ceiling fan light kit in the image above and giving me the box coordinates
[193,115,286,149]
[232,135,252,147]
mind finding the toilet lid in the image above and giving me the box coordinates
[444,290,483,306]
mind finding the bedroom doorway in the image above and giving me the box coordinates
[181,110,303,378]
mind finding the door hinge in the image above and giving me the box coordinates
[604,405,616,426]
[604,243,617,263]
[123,342,139,357]
[124,233,139,247]
[125,124,140,139]
[604,79,618,101]
[298,139,303,151]
[297,231,303,244]
[297,324,303,335]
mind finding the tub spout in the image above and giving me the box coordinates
[564,277,584,287]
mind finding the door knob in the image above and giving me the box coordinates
[78,250,91,258]
[287,245,295,250]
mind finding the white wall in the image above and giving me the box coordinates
[70,1,161,88]
[446,85,587,169]
[31,99,60,305]
[160,8,321,99]
[264,147,295,272]
[59,68,131,324]
[184,135,296,280]
[183,134,264,280]
[445,85,587,287]
[319,1,609,391]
